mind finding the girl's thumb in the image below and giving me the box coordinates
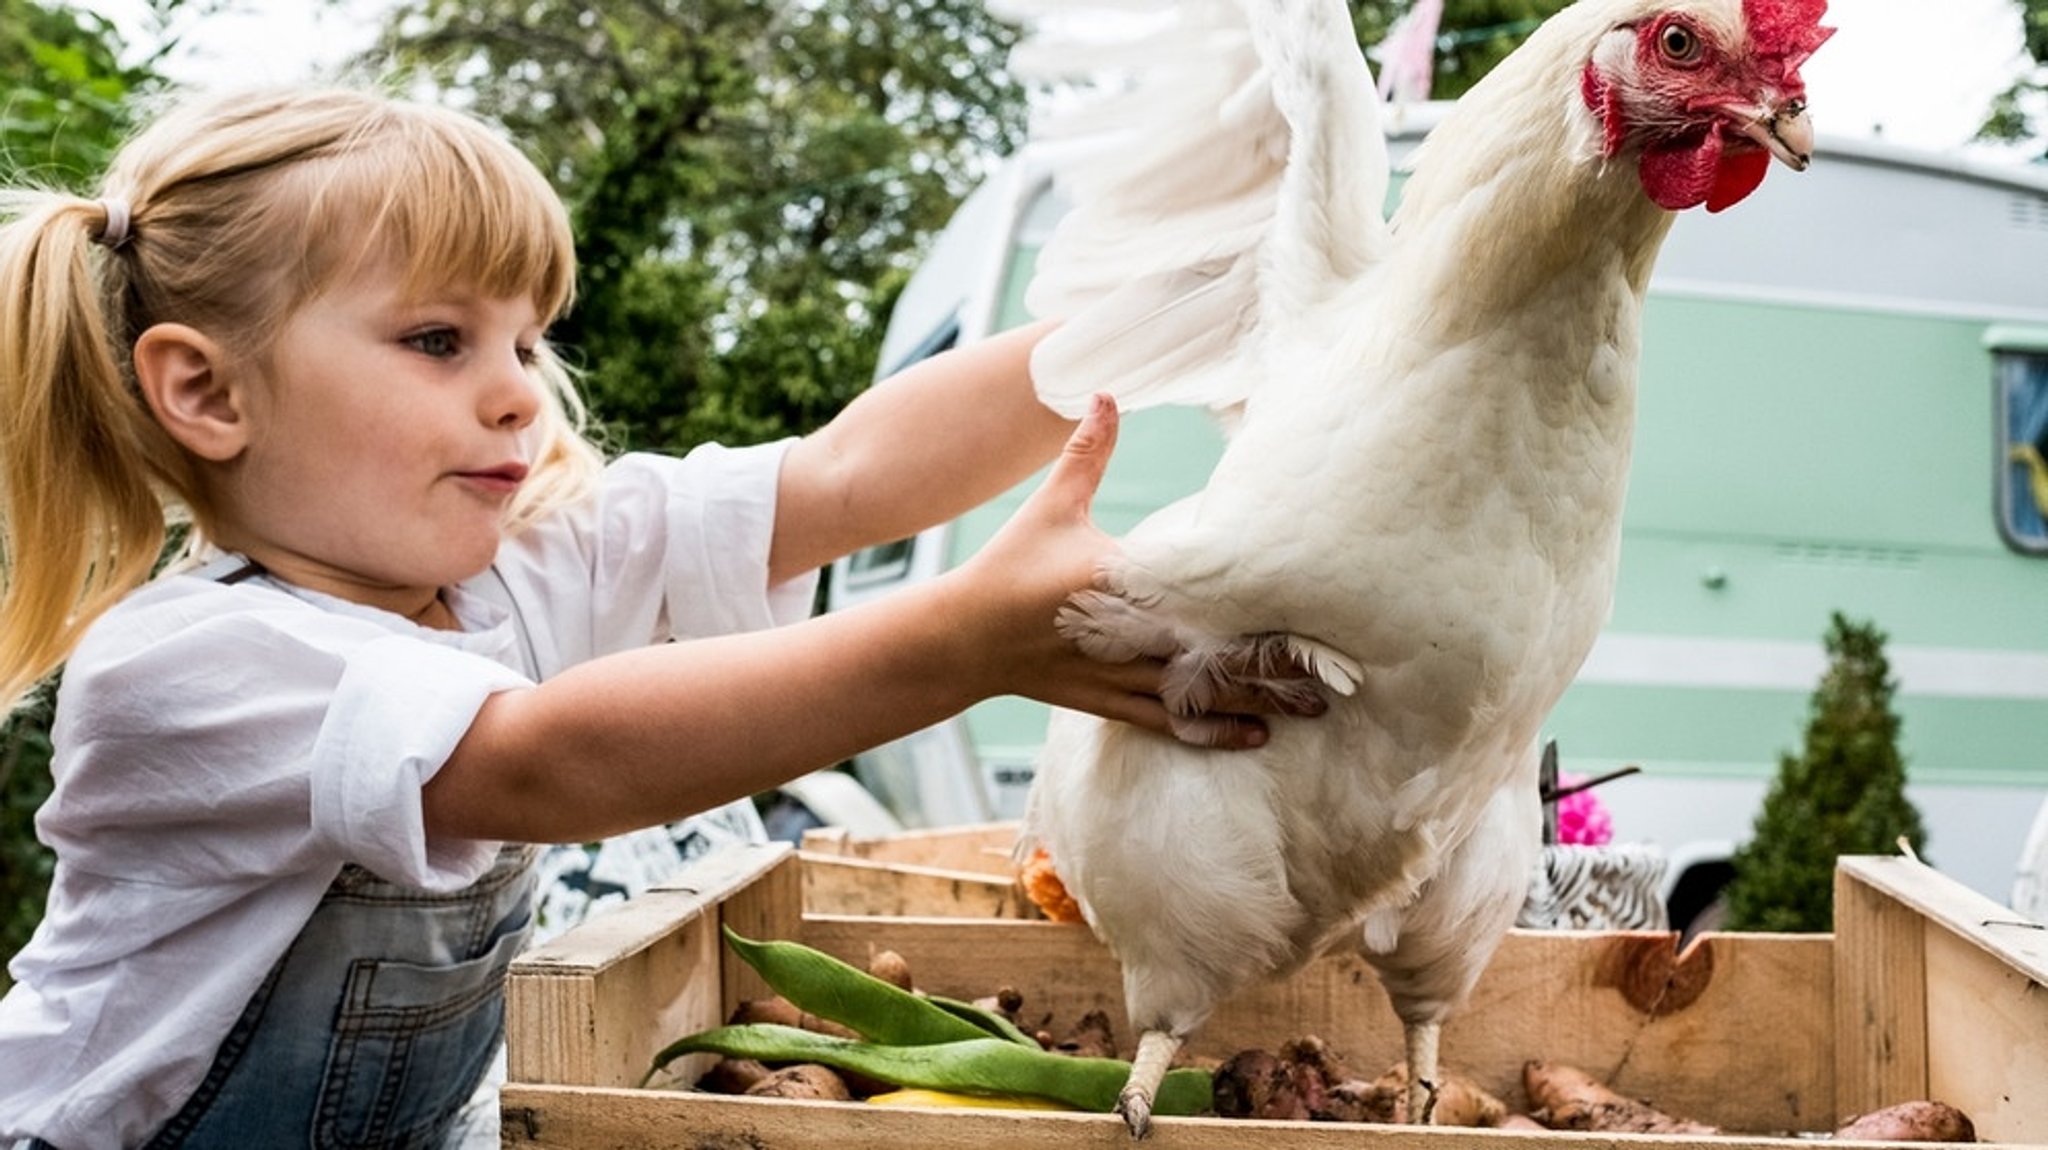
[1041,393,1119,511]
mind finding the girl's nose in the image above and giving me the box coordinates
[486,350,545,429]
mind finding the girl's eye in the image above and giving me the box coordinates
[406,329,461,358]
[1659,22,1701,63]
[517,345,540,368]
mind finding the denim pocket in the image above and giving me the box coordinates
[314,917,529,1149]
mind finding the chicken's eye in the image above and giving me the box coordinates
[1658,22,1701,64]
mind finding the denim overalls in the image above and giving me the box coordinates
[88,559,542,1149]
[135,843,538,1149]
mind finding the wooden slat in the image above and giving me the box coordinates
[501,1085,1919,1150]
[802,852,1041,918]
[1924,928,2048,1144]
[798,916,1835,1134]
[505,842,799,1089]
[801,820,1020,873]
[1831,858,1932,1120]
[1836,856,2048,984]
[1838,856,2048,1143]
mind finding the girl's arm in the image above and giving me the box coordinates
[427,399,1223,844]
[766,321,1072,584]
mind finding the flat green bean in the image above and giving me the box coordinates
[651,1023,1213,1116]
[923,992,1040,1048]
[721,927,988,1046]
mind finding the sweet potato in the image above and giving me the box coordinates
[698,1056,773,1094]
[1360,1061,1508,1127]
[742,1063,854,1101]
[728,995,860,1040]
[1833,1100,1976,1142]
[1523,1060,1719,1135]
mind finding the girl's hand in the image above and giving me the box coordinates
[945,395,1323,750]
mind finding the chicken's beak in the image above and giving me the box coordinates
[1726,98,1815,172]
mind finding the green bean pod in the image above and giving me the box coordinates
[721,927,988,1046]
[652,1023,1213,1116]
[923,992,1040,1048]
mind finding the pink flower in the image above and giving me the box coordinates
[1555,773,1614,846]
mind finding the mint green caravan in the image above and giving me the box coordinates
[826,109,2048,927]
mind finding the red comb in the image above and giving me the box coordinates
[1744,0,1835,72]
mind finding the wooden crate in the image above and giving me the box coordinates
[800,821,1021,875]
[502,844,2048,1148]
[799,821,1040,919]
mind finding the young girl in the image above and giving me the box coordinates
[0,88,1308,1149]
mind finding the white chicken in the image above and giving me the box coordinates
[1000,0,1832,1136]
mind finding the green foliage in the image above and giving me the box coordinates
[0,692,55,990]
[1977,0,2048,157]
[361,0,1027,452]
[1721,614,1929,933]
[0,0,156,186]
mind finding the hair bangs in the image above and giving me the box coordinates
[298,105,577,322]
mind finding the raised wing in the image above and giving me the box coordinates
[992,0,1392,417]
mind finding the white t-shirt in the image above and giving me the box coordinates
[0,443,817,1150]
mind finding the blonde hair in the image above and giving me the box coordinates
[0,87,603,713]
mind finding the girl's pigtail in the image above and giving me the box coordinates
[0,195,170,714]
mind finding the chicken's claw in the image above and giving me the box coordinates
[1117,1029,1182,1139]
[1117,1088,1155,1140]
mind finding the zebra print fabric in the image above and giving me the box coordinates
[1517,843,1671,931]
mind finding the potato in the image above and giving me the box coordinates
[1833,1100,1976,1142]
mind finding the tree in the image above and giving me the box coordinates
[1979,0,2048,159]
[1,0,187,983]
[1352,0,1570,101]
[361,0,1030,452]
[1720,614,1929,933]
[2,1,156,184]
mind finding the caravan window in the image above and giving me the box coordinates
[1995,338,2048,554]
[843,537,916,588]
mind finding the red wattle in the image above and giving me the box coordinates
[1638,131,1721,211]
[1638,131,1772,214]
[1706,148,1771,213]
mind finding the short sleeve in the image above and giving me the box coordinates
[487,440,819,674]
[310,635,530,886]
[41,580,529,893]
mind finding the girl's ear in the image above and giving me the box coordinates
[134,323,247,462]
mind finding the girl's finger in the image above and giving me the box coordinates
[1032,394,1118,517]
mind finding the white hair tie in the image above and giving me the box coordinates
[95,198,131,249]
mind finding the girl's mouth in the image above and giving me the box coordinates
[454,462,529,493]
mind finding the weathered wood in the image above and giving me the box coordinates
[798,916,1834,1133]
[801,852,1042,919]
[499,1086,2047,1149]
[505,841,799,1090]
[1832,858,1930,1119]
[802,820,1020,874]
[1837,856,2048,1144]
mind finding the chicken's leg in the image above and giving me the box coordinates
[1404,1019,1441,1124]
[1117,1029,1183,1139]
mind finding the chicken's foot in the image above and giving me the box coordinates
[1117,1029,1183,1139]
